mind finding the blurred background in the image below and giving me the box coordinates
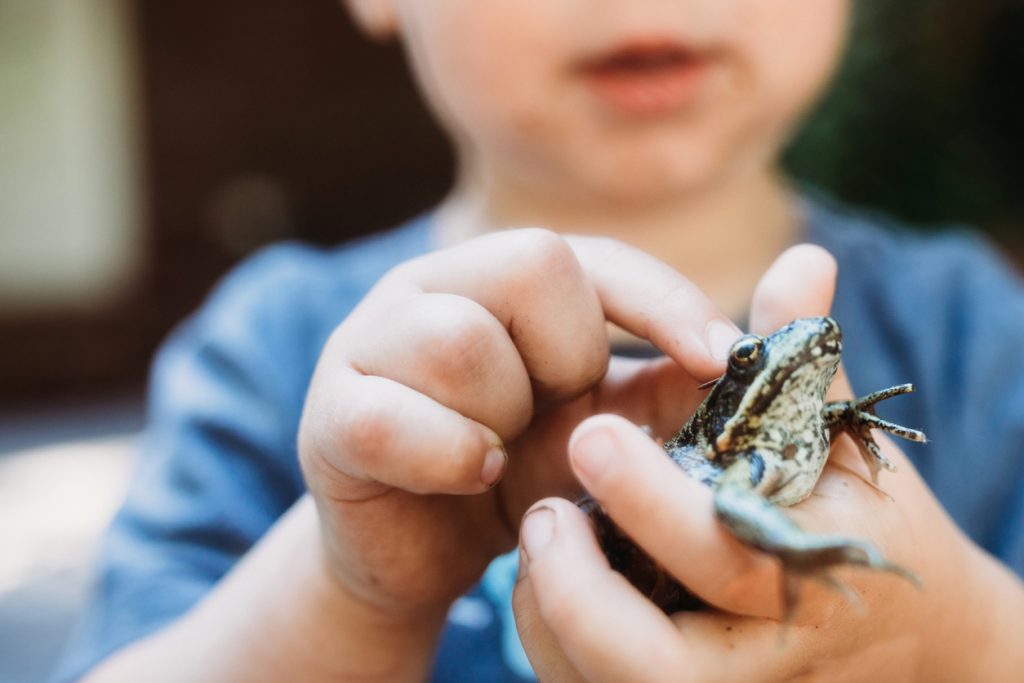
[1,1,1022,680]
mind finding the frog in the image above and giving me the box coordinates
[583,316,927,617]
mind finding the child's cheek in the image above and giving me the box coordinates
[734,0,851,122]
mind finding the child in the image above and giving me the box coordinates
[57,1,1024,681]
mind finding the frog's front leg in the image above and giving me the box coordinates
[824,384,928,484]
[713,463,919,621]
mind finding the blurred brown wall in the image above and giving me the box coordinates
[0,0,453,405]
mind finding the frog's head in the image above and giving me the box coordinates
[708,316,842,457]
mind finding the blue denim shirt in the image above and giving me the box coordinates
[53,194,1024,681]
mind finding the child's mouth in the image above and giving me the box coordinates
[579,43,710,117]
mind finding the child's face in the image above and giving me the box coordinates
[352,1,850,205]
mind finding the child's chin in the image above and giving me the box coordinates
[574,153,731,205]
[558,125,746,200]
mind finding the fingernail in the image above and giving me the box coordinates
[521,506,555,560]
[706,318,741,362]
[480,444,507,487]
[570,425,616,484]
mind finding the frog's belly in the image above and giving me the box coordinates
[667,433,830,507]
[765,453,829,506]
[739,415,831,506]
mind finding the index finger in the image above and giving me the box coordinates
[568,235,741,379]
[392,229,740,383]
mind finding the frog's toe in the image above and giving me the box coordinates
[849,425,897,485]
[825,385,927,484]
[852,410,928,444]
[826,384,928,443]
[854,383,920,412]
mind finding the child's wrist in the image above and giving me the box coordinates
[301,493,450,638]
[284,496,449,681]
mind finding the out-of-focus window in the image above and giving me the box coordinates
[0,0,142,313]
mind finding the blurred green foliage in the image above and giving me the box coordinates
[785,0,1024,236]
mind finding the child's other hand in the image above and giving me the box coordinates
[512,246,1021,682]
[298,228,741,627]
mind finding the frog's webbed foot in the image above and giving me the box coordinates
[714,485,921,622]
[824,384,927,484]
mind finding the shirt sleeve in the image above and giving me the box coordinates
[50,244,322,682]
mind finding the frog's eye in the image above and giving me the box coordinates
[728,335,763,369]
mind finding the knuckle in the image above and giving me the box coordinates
[573,338,611,386]
[379,253,426,285]
[419,303,503,388]
[338,398,398,466]
[512,226,566,255]
[510,228,581,283]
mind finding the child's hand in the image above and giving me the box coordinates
[511,246,1024,682]
[297,228,741,627]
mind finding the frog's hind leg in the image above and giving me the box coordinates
[824,384,927,484]
[713,483,920,622]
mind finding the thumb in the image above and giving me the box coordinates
[747,244,851,400]
[749,244,837,335]
[512,553,589,683]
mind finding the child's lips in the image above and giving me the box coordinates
[578,42,711,117]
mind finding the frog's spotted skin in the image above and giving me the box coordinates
[666,317,843,507]
[585,316,927,616]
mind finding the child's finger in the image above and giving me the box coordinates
[388,229,611,401]
[513,497,875,683]
[392,230,739,391]
[568,235,743,378]
[511,555,589,683]
[749,243,837,335]
[516,498,687,683]
[745,243,857,413]
[337,291,536,440]
[568,414,784,618]
[300,368,508,498]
